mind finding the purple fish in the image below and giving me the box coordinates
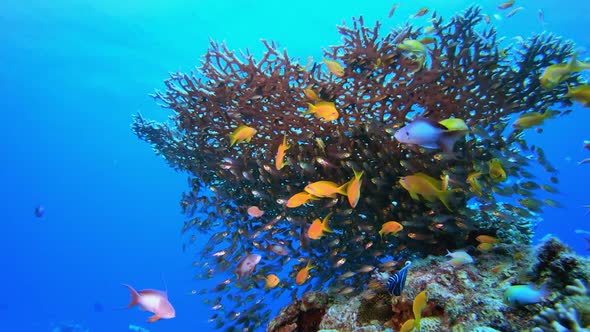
[393,118,468,153]
[34,205,45,218]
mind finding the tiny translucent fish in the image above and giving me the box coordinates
[322,59,344,77]
[497,0,514,10]
[388,3,400,18]
[506,6,524,18]
[411,7,429,18]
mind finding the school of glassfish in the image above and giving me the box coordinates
[130,1,590,330]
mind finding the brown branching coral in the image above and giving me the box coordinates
[132,5,583,330]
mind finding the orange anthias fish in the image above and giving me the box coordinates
[346,169,364,208]
[228,125,257,146]
[296,261,314,285]
[379,221,404,239]
[265,274,280,289]
[322,59,344,77]
[308,212,333,240]
[304,181,348,198]
[305,101,339,122]
[286,192,318,208]
[122,284,176,323]
[275,134,290,170]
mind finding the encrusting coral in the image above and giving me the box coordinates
[269,238,590,332]
[132,4,587,331]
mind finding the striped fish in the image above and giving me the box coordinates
[387,261,412,296]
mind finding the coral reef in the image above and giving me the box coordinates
[132,4,587,331]
[268,238,590,332]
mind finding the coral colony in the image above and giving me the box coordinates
[133,5,590,332]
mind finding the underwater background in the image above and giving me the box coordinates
[1,0,589,331]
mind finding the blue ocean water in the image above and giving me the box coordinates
[1,0,589,331]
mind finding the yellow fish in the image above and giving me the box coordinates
[399,173,456,210]
[566,84,590,107]
[305,101,339,122]
[540,52,590,89]
[413,290,427,330]
[322,59,345,77]
[476,235,499,244]
[513,110,552,129]
[303,87,320,102]
[228,125,257,146]
[488,159,507,182]
[346,169,364,208]
[275,134,290,170]
[295,261,314,285]
[398,39,428,70]
[477,243,494,252]
[400,319,415,332]
[439,118,469,131]
[304,181,347,198]
[286,192,317,208]
[308,212,333,240]
[265,274,280,289]
[467,172,483,196]
[379,221,404,239]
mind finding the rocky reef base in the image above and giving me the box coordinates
[267,238,590,332]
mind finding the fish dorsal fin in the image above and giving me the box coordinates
[139,289,166,297]
[413,116,448,130]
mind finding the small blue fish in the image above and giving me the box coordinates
[387,261,412,296]
[393,118,468,153]
[504,283,549,306]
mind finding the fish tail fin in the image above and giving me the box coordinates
[322,212,333,233]
[538,281,551,300]
[122,284,140,309]
[227,133,237,146]
[304,103,316,114]
[337,183,348,196]
[567,51,579,71]
[438,191,454,211]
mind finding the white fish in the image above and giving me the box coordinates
[393,118,467,153]
[123,284,175,323]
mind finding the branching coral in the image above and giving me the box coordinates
[132,5,584,331]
